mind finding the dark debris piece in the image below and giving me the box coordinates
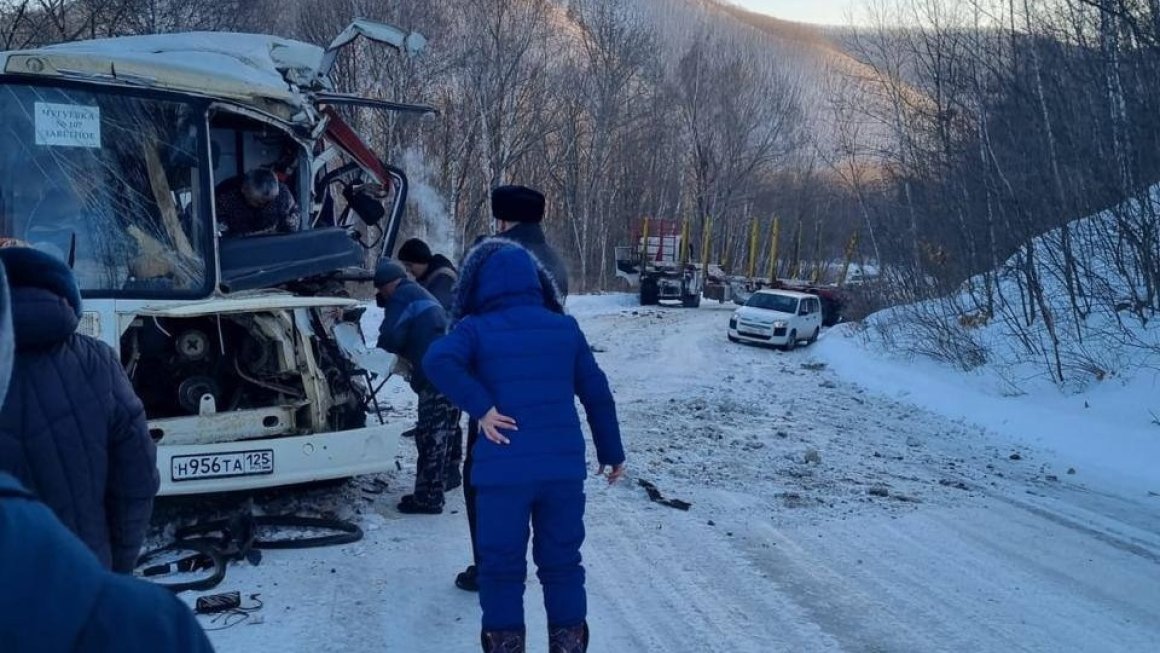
[638,479,692,511]
[939,479,970,491]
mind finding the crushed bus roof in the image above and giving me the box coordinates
[1,32,327,122]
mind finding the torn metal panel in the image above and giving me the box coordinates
[136,294,360,318]
[318,19,427,80]
[149,403,302,446]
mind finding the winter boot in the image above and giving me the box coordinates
[397,494,442,515]
[444,457,463,491]
[480,629,525,653]
[548,621,589,653]
[455,564,479,592]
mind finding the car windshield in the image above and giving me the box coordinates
[0,82,209,296]
[746,293,799,313]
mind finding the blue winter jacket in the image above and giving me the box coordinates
[0,473,215,653]
[377,278,448,392]
[0,246,158,573]
[422,240,623,486]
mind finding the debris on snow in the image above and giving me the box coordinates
[638,479,692,511]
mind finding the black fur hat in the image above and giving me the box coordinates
[491,185,545,224]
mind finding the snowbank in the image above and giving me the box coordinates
[817,189,1160,494]
[816,326,1160,494]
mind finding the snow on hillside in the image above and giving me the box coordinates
[816,190,1160,495]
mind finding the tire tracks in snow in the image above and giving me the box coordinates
[583,491,841,652]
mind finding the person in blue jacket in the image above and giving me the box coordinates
[374,259,461,514]
[423,239,626,653]
[454,184,572,593]
[0,256,214,653]
[0,473,216,652]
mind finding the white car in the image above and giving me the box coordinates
[728,290,823,350]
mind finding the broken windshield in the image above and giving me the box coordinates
[0,82,210,297]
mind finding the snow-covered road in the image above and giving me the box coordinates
[178,295,1160,652]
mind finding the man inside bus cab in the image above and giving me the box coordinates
[215,168,300,237]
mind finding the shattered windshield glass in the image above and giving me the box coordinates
[0,83,209,296]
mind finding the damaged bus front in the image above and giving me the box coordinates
[0,23,434,495]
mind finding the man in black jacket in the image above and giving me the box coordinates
[397,238,458,311]
[396,237,464,488]
[489,185,569,298]
[454,184,572,592]
[0,245,158,573]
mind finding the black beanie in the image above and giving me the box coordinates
[491,185,545,224]
[397,238,433,264]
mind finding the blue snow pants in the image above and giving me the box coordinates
[475,480,587,631]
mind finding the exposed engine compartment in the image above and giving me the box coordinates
[121,309,369,434]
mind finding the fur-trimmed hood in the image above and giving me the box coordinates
[450,238,564,322]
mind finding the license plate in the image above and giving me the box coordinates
[739,327,766,336]
[171,450,274,482]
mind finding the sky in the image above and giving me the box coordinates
[732,0,861,26]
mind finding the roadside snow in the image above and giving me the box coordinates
[815,325,1160,497]
[154,296,1160,652]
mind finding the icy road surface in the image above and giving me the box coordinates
[176,295,1160,652]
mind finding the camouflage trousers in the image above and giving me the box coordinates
[413,388,463,508]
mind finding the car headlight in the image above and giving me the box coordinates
[729,317,737,329]
[774,321,787,328]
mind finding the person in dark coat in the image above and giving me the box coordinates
[396,237,464,488]
[397,237,459,311]
[453,184,575,593]
[214,168,300,236]
[0,257,211,653]
[423,240,625,653]
[0,245,158,573]
[374,260,461,514]
[488,185,570,298]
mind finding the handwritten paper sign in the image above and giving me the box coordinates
[34,102,101,148]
